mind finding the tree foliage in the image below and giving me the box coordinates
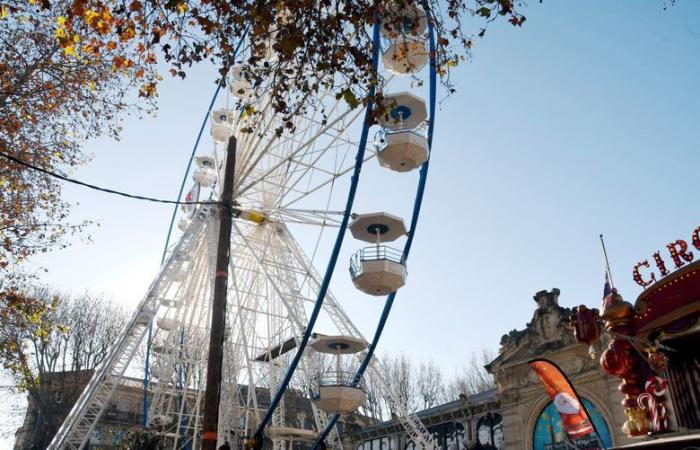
[28,287,128,376]
[45,0,523,129]
[0,0,158,269]
[0,275,63,391]
[0,0,523,267]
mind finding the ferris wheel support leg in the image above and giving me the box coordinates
[202,136,237,450]
[46,218,207,450]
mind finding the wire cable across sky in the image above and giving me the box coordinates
[0,150,218,206]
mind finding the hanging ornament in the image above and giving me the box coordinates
[570,304,601,346]
[647,348,669,373]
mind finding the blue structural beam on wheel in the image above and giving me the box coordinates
[143,32,248,427]
[252,20,383,445]
[312,4,438,448]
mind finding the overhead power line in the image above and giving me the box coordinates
[0,150,218,206]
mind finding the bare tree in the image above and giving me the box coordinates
[17,286,128,450]
[359,369,386,421]
[416,360,447,410]
[445,349,496,401]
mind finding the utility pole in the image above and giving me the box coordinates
[202,135,236,450]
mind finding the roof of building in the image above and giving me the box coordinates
[351,389,499,437]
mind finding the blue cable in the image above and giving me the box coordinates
[253,20,383,443]
[312,4,438,447]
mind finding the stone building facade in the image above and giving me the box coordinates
[484,289,631,450]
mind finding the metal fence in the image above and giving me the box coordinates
[350,245,405,278]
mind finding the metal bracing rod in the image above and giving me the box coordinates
[235,85,352,200]
[276,115,363,202]
[267,241,344,450]
[148,222,215,391]
[276,113,364,202]
[232,92,287,195]
[266,208,345,227]
[230,222,306,332]
[227,252,264,424]
[280,150,378,209]
[236,103,358,199]
[148,244,213,443]
[218,335,248,448]
[255,71,394,207]
[231,311,262,429]
[161,226,215,445]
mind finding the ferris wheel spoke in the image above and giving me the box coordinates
[254,209,343,229]
[227,273,263,423]
[279,148,377,210]
[235,101,363,201]
[230,221,307,332]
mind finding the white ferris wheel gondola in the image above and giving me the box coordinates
[380,3,428,39]
[177,218,190,231]
[193,154,217,187]
[382,36,429,75]
[160,298,181,308]
[210,109,235,144]
[378,129,429,172]
[310,334,368,415]
[157,317,179,331]
[349,212,408,296]
[229,65,254,99]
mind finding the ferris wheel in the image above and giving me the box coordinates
[48,4,439,450]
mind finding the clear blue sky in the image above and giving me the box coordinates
[30,1,700,378]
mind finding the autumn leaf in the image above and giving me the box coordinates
[342,89,359,109]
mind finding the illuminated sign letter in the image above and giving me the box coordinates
[652,251,669,277]
[633,260,656,287]
[666,239,694,269]
[693,225,700,252]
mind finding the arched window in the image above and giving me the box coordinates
[532,398,612,450]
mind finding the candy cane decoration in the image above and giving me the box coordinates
[638,376,670,433]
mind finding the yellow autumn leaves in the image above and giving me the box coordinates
[55,16,81,56]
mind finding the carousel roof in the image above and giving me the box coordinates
[633,259,700,335]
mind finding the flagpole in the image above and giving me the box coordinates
[599,234,614,288]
